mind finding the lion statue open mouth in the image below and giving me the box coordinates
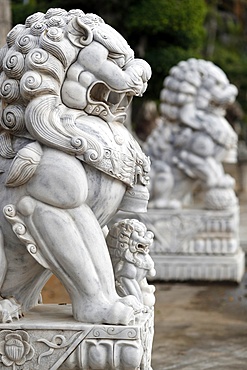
[0,8,152,325]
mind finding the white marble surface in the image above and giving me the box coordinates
[0,304,154,369]
[0,7,153,327]
[143,58,238,210]
[0,6,155,370]
[132,58,244,282]
[112,205,245,282]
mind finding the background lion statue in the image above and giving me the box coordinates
[0,8,151,325]
[143,58,238,210]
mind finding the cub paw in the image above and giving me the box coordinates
[0,297,22,323]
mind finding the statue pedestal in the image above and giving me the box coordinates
[151,251,244,281]
[113,205,245,282]
[0,304,154,370]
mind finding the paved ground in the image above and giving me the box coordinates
[152,275,247,369]
[42,202,247,370]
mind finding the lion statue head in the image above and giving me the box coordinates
[0,8,151,164]
[158,58,238,157]
[107,219,154,257]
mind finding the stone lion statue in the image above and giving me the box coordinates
[0,8,152,325]
[143,58,238,210]
[107,219,156,309]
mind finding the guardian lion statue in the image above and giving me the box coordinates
[107,219,156,308]
[0,8,152,325]
[143,58,238,210]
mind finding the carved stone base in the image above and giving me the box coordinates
[111,205,245,282]
[151,250,245,282]
[0,304,154,370]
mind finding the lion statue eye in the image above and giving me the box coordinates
[110,56,125,68]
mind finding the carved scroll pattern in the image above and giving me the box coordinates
[3,204,50,268]
[37,331,90,370]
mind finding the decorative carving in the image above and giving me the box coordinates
[0,7,152,331]
[37,331,90,369]
[125,209,239,255]
[82,339,143,370]
[0,7,154,369]
[107,219,156,308]
[0,304,154,370]
[143,58,238,210]
[3,203,50,269]
[140,310,154,370]
[5,141,42,187]
[113,206,244,282]
[0,330,34,369]
[91,326,138,339]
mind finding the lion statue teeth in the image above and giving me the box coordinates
[0,8,152,325]
[143,58,238,210]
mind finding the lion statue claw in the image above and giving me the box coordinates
[0,298,22,323]
[0,8,151,325]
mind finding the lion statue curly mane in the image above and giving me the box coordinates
[0,8,152,325]
[143,58,238,210]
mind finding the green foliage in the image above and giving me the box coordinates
[144,46,202,100]
[10,0,207,104]
[128,0,206,47]
[125,0,207,101]
[12,1,48,25]
[208,41,247,123]
[203,2,247,127]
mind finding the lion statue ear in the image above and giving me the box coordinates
[67,16,93,47]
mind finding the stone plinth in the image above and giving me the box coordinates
[0,304,154,370]
[112,205,245,282]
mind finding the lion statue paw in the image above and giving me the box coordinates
[0,298,22,323]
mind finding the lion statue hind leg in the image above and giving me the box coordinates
[0,239,52,322]
[0,226,51,323]
[0,228,18,323]
[0,227,21,323]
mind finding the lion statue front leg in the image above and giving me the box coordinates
[19,201,135,324]
[3,147,140,325]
